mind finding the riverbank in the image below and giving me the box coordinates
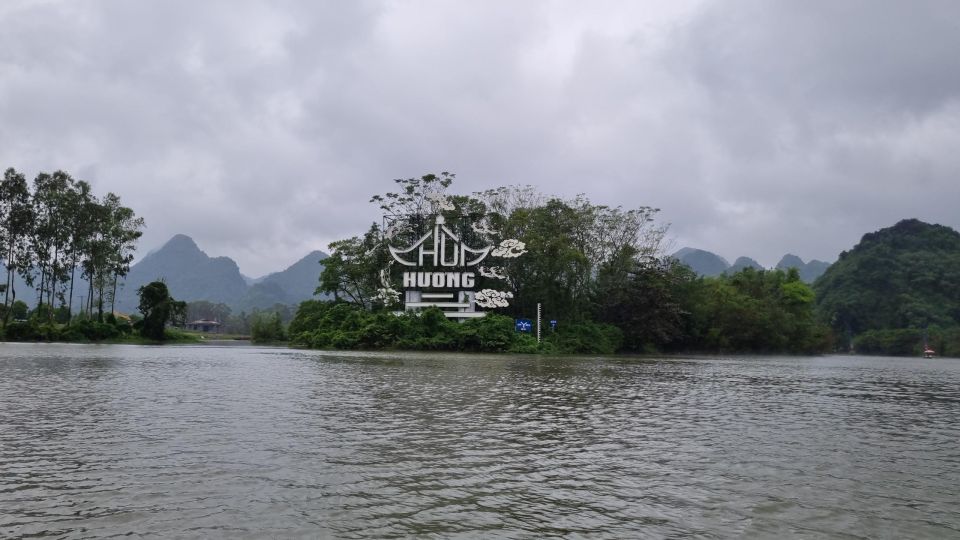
[1,320,204,345]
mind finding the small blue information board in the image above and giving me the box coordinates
[515,318,533,333]
[550,320,558,330]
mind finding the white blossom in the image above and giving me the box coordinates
[471,220,498,236]
[425,191,455,211]
[374,287,400,304]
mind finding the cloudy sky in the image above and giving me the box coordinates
[2,0,958,275]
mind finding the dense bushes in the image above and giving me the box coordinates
[547,321,622,355]
[290,302,510,352]
[673,268,832,354]
[288,300,625,354]
[2,316,131,342]
[290,269,832,356]
[853,329,923,356]
[251,313,286,343]
[854,326,960,357]
[289,267,829,355]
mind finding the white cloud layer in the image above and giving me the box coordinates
[1,0,958,274]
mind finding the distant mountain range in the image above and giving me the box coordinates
[110,234,329,313]
[1,234,329,314]
[671,248,831,283]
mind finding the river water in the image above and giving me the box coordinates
[1,344,958,539]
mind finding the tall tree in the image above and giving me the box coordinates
[0,168,35,323]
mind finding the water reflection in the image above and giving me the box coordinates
[1,344,958,538]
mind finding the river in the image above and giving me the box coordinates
[1,343,958,538]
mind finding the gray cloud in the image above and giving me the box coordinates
[1,0,957,274]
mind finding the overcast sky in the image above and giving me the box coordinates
[2,0,958,276]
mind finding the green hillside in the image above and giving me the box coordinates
[814,219,960,349]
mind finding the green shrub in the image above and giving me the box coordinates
[29,304,54,324]
[4,321,42,341]
[252,312,286,343]
[509,333,542,354]
[457,314,516,352]
[54,306,72,324]
[9,300,28,321]
[68,319,120,341]
[547,320,623,354]
[163,327,199,342]
[113,318,133,334]
[854,328,923,356]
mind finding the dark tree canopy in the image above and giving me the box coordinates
[137,281,186,340]
[814,219,960,335]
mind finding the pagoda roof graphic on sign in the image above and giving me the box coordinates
[389,215,491,267]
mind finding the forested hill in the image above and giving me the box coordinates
[112,235,327,313]
[814,219,960,334]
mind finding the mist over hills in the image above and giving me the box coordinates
[111,234,328,314]
[671,248,831,283]
[671,248,730,277]
[775,255,832,284]
[730,256,763,273]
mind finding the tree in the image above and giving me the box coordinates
[10,299,28,320]
[137,281,186,340]
[592,257,696,351]
[0,168,34,323]
[318,223,391,308]
[251,312,286,342]
[673,267,828,353]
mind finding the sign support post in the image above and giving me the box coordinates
[537,302,541,343]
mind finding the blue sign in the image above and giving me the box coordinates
[550,320,557,330]
[515,318,533,333]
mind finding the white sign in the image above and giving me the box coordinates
[383,211,525,316]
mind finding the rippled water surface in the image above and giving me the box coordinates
[1,344,959,538]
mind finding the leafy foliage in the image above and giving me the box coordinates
[290,301,542,353]
[814,219,960,354]
[251,312,286,342]
[675,268,830,354]
[0,166,143,324]
[137,281,186,341]
[302,173,832,355]
[318,224,390,308]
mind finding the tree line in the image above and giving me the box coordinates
[293,173,829,354]
[0,167,143,324]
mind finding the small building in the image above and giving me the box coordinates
[186,319,222,333]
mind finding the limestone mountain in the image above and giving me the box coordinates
[671,248,730,277]
[672,248,829,282]
[775,254,831,283]
[729,256,763,273]
[258,250,329,301]
[112,234,328,313]
[238,250,330,310]
[114,234,249,313]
